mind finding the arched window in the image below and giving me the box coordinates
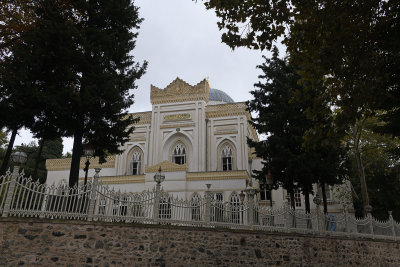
[130,148,143,175]
[172,142,186,165]
[230,192,240,224]
[221,144,233,171]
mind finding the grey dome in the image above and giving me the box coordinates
[209,89,234,104]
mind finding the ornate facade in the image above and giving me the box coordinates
[46,78,348,212]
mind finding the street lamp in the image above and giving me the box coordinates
[239,190,245,224]
[11,151,28,165]
[266,171,273,208]
[153,167,165,184]
[83,144,95,187]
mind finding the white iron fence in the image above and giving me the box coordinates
[1,167,399,241]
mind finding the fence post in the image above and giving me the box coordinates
[2,166,20,217]
[204,184,212,225]
[313,194,322,233]
[87,168,101,222]
[245,187,256,226]
[389,211,396,240]
[365,205,374,237]
[153,182,161,223]
[343,206,349,233]
[284,197,290,229]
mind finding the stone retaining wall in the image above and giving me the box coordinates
[1,218,399,266]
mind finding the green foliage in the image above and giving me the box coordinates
[347,116,400,220]
[1,0,147,186]
[202,0,400,135]
[0,130,7,148]
[1,138,64,183]
[248,48,348,211]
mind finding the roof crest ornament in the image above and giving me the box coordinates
[150,77,210,104]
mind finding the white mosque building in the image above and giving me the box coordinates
[46,78,348,213]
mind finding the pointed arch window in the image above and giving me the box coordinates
[172,143,186,165]
[221,145,233,171]
[130,150,142,175]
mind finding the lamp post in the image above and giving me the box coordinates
[83,144,95,187]
[266,171,273,208]
[2,151,27,218]
[239,190,245,224]
[153,167,165,185]
[11,151,28,166]
[153,167,165,221]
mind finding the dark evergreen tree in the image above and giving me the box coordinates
[63,0,147,187]
[6,0,147,187]
[248,48,315,211]
[248,48,348,213]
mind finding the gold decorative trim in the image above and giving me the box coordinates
[186,170,249,182]
[79,175,145,184]
[130,111,152,125]
[164,113,191,121]
[145,160,188,173]
[214,130,238,135]
[151,77,210,104]
[206,102,250,120]
[160,123,195,129]
[248,147,258,160]
[131,138,146,142]
[46,156,116,171]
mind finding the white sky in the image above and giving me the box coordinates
[13,0,278,154]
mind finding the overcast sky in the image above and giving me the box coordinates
[14,0,278,154]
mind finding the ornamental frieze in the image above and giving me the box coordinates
[150,77,210,104]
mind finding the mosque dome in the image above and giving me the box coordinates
[209,88,234,104]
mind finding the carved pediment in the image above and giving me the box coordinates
[150,77,210,104]
[145,160,188,173]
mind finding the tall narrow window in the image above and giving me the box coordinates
[259,181,271,201]
[221,145,233,171]
[172,143,186,165]
[131,151,141,175]
[294,189,302,207]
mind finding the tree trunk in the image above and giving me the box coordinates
[321,182,328,214]
[352,121,369,217]
[289,188,295,210]
[69,130,83,187]
[33,138,45,181]
[304,188,310,213]
[0,128,18,175]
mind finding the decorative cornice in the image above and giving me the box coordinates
[46,156,116,171]
[150,77,210,104]
[160,123,195,129]
[145,160,188,173]
[186,170,250,181]
[79,175,145,184]
[249,124,259,142]
[248,147,258,160]
[206,102,251,120]
[130,111,152,125]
